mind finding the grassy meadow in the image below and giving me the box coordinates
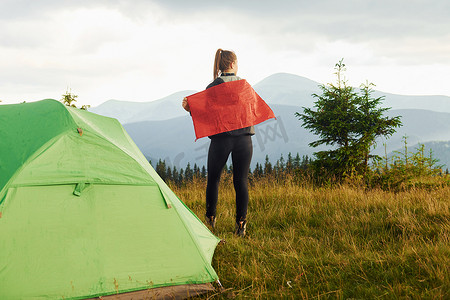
[170,174,450,299]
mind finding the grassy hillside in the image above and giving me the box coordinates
[170,176,450,299]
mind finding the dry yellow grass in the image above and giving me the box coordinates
[170,175,450,299]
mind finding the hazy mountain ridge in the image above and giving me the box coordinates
[91,73,450,120]
[123,107,450,169]
[90,72,450,168]
[123,104,320,169]
[90,90,196,124]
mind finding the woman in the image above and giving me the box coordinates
[182,49,253,237]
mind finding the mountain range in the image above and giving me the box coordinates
[90,73,450,169]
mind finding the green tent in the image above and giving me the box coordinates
[0,99,220,299]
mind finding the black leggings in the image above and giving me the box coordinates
[206,135,253,222]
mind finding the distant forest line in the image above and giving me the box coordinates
[152,149,449,190]
[151,153,311,185]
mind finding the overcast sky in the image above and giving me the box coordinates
[1,0,449,107]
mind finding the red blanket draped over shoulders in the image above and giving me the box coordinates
[186,79,275,140]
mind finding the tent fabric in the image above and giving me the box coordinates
[0,99,220,299]
[186,79,275,140]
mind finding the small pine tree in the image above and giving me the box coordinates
[300,155,309,171]
[166,166,172,182]
[172,166,179,184]
[279,154,285,171]
[60,89,90,110]
[201,166,207,178]
[297,59,401,178]
[286,152,293,173]
[155,159,167,181]
[253,162,263,177]
[274,159,281,176]
[61,89,78,108]
[178,168,184,185]
[185,163,193,182]
[293,153,301,169]
[193,163,200,178]
[264,155,272,175]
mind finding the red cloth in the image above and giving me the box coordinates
[186,79,275,140]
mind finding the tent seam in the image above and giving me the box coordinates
[80,129,156,183]
[66,107,155,185]
[166,191,220,281]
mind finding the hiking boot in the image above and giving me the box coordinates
[205,215,216,231]
[235,220,247,237]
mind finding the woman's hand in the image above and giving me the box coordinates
[182,97,191,112]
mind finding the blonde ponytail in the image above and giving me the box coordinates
[213,48,237,80]
[213,49,222,80]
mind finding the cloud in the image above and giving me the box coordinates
[1,0,450,106]
[148,0,450,37]
[2,0,449,61]
[147,0,450,64]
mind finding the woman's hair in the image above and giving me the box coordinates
[213,49,237,80]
